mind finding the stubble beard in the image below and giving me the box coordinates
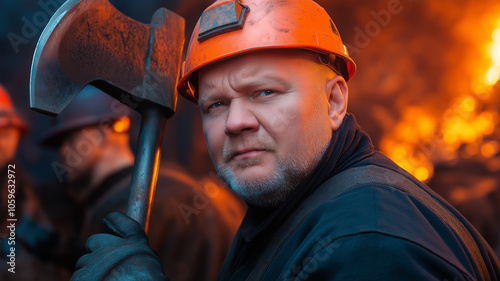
[215,149,324,208]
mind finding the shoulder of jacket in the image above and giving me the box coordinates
[282,232,473,281]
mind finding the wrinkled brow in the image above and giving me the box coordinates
[198,72,291,105]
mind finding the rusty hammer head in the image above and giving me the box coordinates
[30,0,185,117]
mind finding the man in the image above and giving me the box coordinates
[71,0,500,280]
[0,84,69,280]
[42,85,245,281]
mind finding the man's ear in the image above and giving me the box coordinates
[325,75,348,131]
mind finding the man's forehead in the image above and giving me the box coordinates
[196,49,326,103]
[198,57,293,93]
[199,49,318,80]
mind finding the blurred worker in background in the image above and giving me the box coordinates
[0,83,69,280]
[70,0,500,280]
[40,85,246,281]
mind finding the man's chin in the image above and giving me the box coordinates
[231,167,274,182]
[218,170,295,207]
[216,158,313,207]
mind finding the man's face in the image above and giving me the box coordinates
[59,127,101,183]
[198,50,335,207]
[0,127,20,168]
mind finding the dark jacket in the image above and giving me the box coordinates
[76,163,246,281]
[217,114,500,281]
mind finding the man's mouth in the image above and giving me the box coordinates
[225,147,267,162]
[233,148,265,160]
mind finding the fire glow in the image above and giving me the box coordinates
[381,15,500,182]
[484,20,500,86]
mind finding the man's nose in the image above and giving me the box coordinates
[224,100,259,136]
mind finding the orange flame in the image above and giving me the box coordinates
[381,15,500,182]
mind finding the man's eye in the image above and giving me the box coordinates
[258,90,275,97]
[208,101,225,109]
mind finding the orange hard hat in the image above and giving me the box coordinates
[177,0,356,102]
[0,84,28,134]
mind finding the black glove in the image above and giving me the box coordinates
[71,212,168,281]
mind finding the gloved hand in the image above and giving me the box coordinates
[70,212,168,281]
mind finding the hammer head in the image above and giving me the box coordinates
[30,0,185,117]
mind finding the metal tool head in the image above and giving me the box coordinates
[30,0,185,117]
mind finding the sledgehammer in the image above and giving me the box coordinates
[29,0,184,233]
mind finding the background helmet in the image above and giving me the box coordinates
[40,85,130,147]
[177,0,356,102]
[0,84,28,135]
